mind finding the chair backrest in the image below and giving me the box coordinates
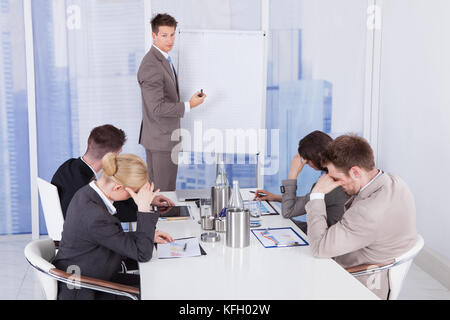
[37,177,65,241]
[388,234,424,300]
[24,239,58,300]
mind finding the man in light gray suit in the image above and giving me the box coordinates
[138,13,206,191]
[305,134,417,299]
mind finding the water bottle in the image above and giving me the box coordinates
[226,180,249,248]
[215,159,229,188]
[228,180,244,210]
[211,158,231,217]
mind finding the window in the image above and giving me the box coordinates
[32,0,146,234]
[0,0,30,235]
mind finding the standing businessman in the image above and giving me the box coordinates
[138,13,206,191]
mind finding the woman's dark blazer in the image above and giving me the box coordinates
[52,184,159,299]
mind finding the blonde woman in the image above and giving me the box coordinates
[53,152,173,300]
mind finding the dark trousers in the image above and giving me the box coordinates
[145,150,178,191]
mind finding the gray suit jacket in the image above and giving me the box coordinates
[305,172,417,299]
[138,46,185,151]
[281,179,349,228]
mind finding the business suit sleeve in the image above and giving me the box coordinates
[88,211,159,262]
[305,198,378,259]
[139,62,185,118]
[281,179,308,218]
[51,169,83,219]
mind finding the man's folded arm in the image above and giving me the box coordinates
[305,198,377,259]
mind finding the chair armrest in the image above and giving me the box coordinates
[346,259,395,276]
[49,268,140,296]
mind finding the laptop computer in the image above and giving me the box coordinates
[175,188,210,201]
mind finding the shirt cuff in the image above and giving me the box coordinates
[184,102,190,113]
[309,193,325,200]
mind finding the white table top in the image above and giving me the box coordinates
[139,189,378,300]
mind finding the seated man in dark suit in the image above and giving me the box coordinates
[51,124,174,222]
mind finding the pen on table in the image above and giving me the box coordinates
[175,236,196,241]
[276,242,301,247]
[183,243,187,251]
[160,216,190,221]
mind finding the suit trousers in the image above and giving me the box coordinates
[145,149,178,191]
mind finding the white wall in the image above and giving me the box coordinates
[377,0,450,262]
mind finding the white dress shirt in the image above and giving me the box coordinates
[80,156,97,178]
[358,169,382,193]
[89,181,117,215]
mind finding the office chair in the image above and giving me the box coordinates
[24,239,140,300]
[347,234,424,300]
[36,177,65,243]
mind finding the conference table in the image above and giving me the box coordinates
[138,189,378,300]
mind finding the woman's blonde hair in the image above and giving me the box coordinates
[101,152,148,190]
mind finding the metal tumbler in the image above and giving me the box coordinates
[201,216,215,230]
[226,208,250,248]
[211,186,231,218]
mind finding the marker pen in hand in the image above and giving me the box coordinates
[250,190,267,197]
[198,89,203,97]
